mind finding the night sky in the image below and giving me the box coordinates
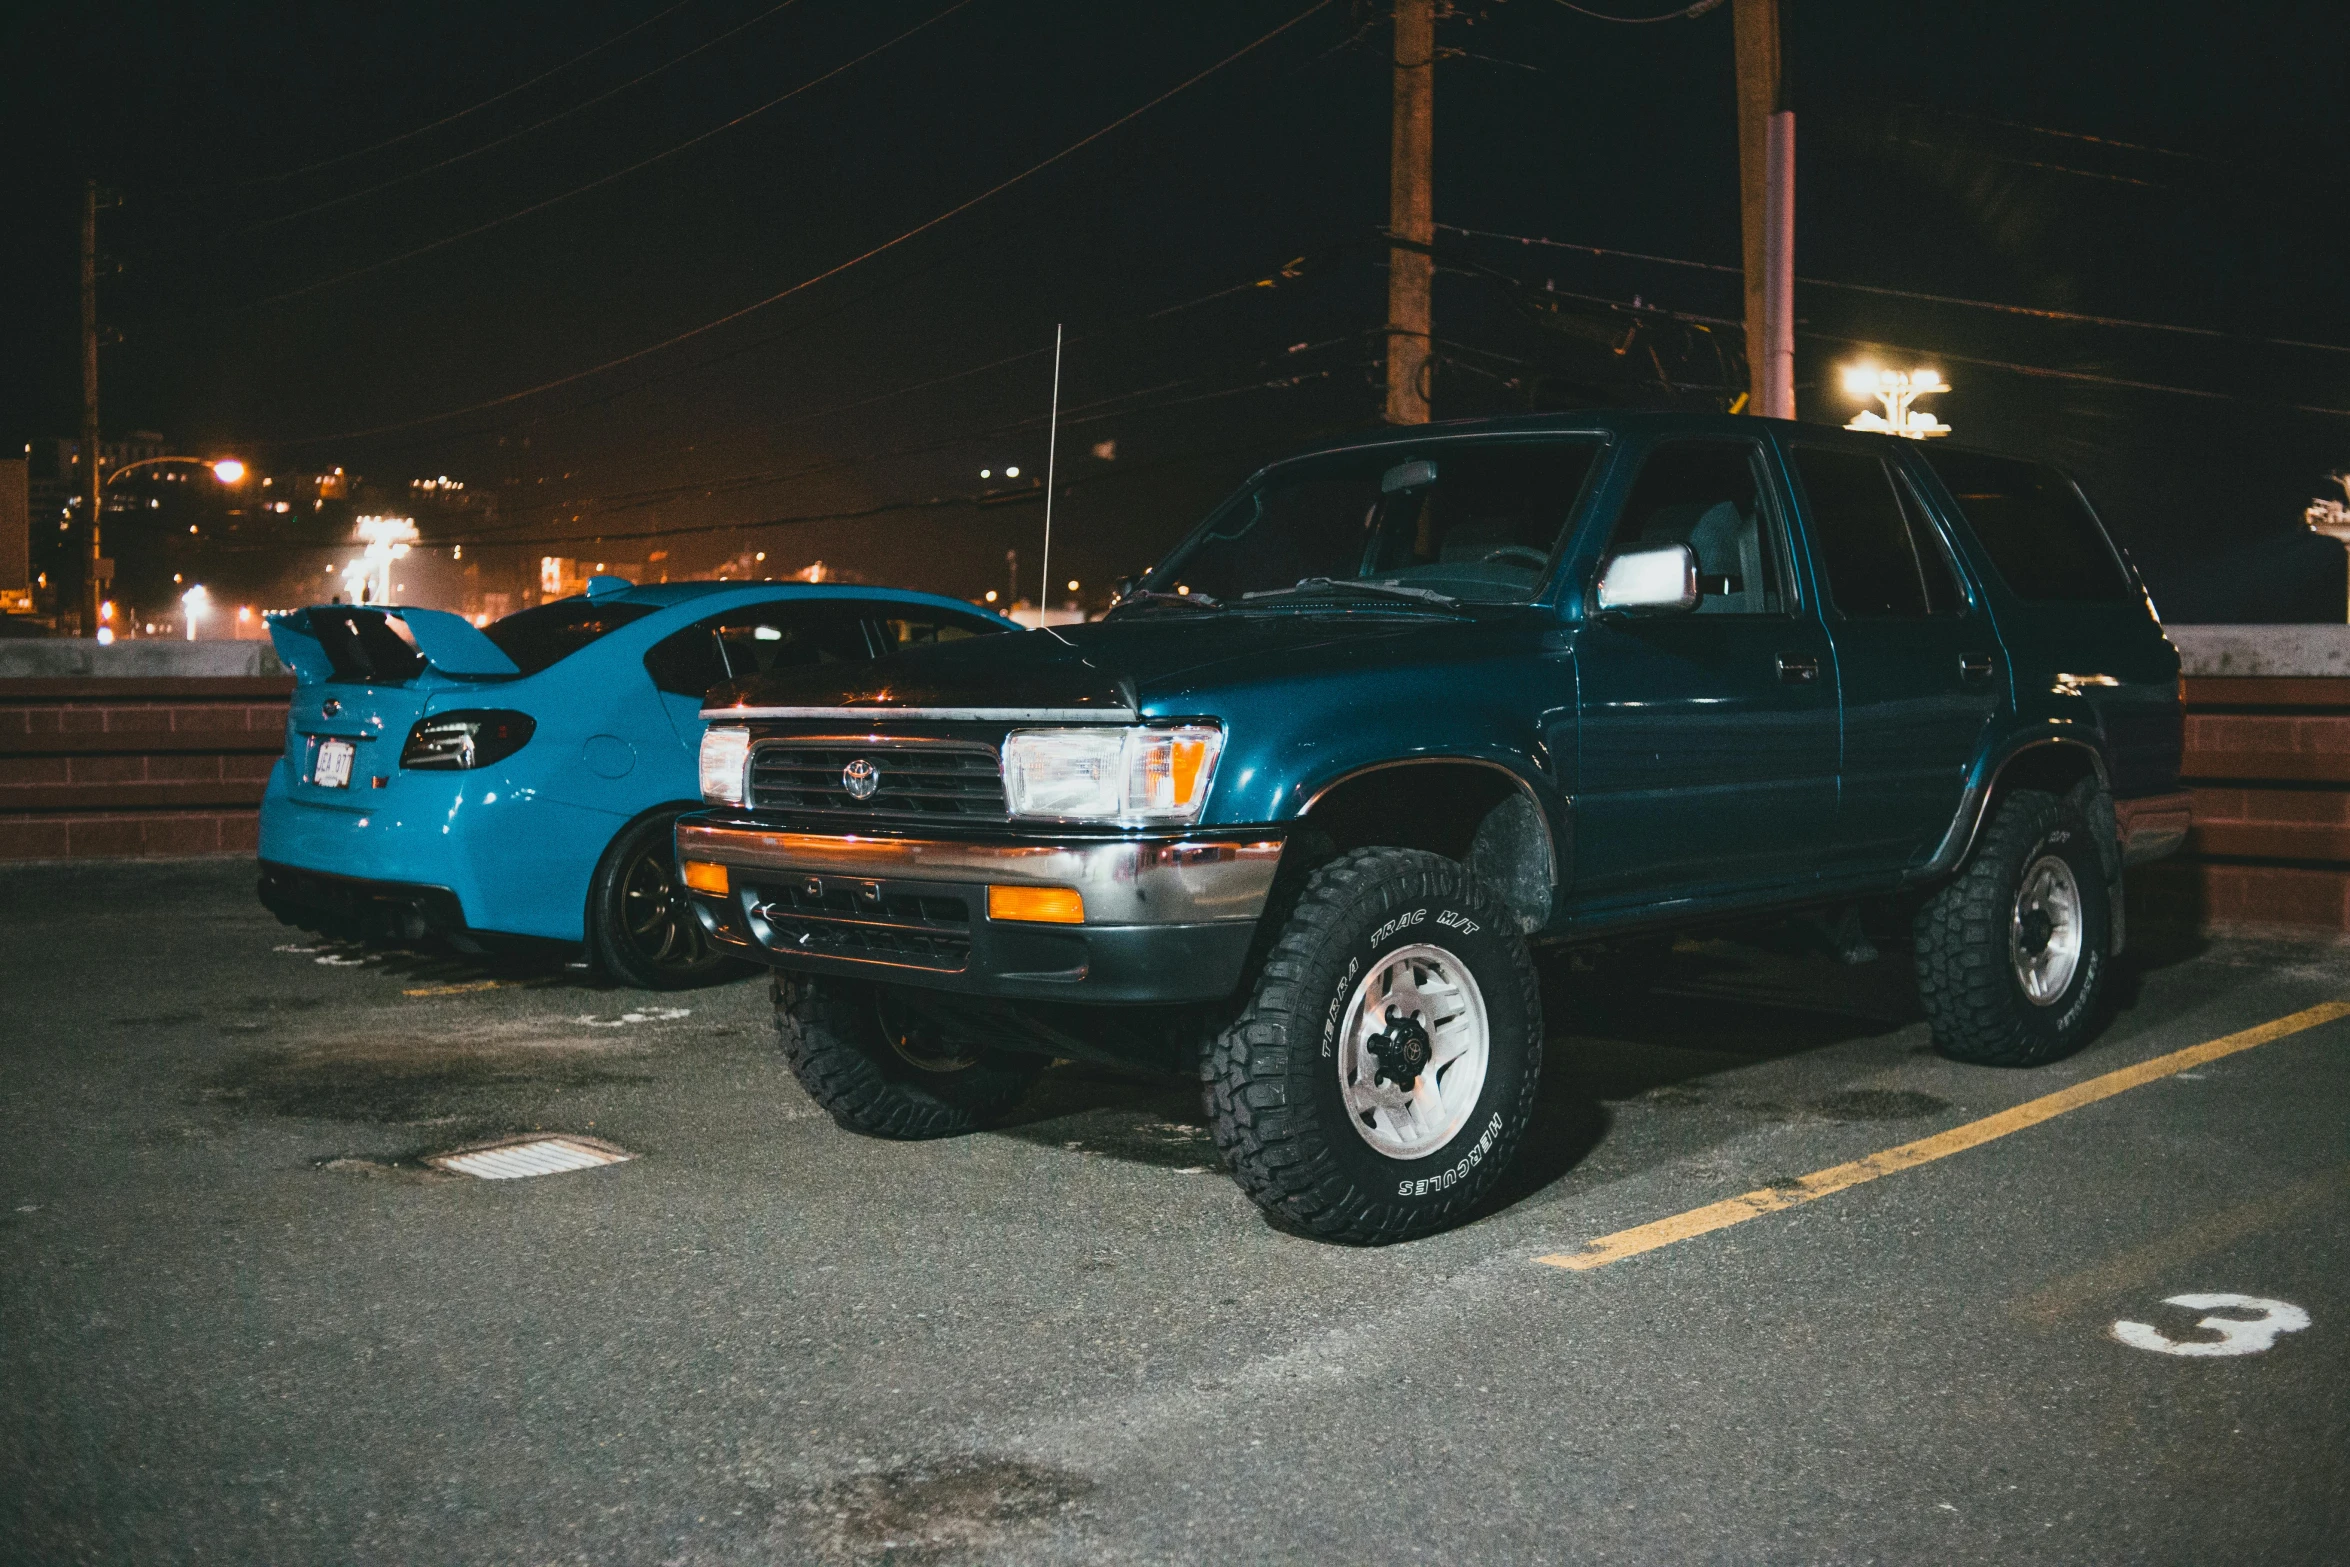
[6,0,2349,619]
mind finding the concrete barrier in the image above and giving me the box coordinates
[0,639,292,860]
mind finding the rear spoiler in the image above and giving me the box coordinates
[268,605,520,683]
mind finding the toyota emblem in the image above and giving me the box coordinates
[841,758,881,800]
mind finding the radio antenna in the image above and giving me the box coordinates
[1038,322,1063,616]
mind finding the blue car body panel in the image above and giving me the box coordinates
[259,582,1014,943]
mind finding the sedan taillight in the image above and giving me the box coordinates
[400,710,536,770]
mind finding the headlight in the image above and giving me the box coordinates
[699,725,751,805]
[1003,725,1222,824]
[399,710,535,770]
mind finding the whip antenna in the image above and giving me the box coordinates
[1039,322,1063,615]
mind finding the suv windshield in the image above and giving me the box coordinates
[482,599,659,675]
[1136,437,1603,607]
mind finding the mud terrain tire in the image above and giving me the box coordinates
[1915,789,2111,1067]
[776,976,1044,1137]
[1204,847,1541,1244]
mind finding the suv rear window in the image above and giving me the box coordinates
[1917,450,2134,603]
[482,600,659,675]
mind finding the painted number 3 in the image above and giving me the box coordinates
[2112,1293,2312,1357]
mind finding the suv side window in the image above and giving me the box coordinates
[1788,446,1963,618]
[1916,448,2134,603]
[643,603,875,698]
[1601,438,1788,614]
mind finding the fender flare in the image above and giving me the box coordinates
[1296,755,1566,930]
[1916,735,2109,881]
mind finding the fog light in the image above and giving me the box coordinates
[986,884,1084,924]
[681,859,729,895]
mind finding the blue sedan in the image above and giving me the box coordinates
[258,577,1014,986]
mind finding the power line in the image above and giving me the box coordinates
[432,367,1348,549]
[1800,332,2350,419]
[263,0,1339,449]
[236,0,809,234]
[197,0,702,190]
[455,248,1351,509]
[233,0,982,313]
[446,335,1365,546]
[1436,222,2350,355]
[1538,0,1726,22]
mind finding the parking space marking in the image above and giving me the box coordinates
[403,980,511,998]
[2113,1294,2311,1357]
[2013,1165,2348,1325]
[1537,1001,2350,1273]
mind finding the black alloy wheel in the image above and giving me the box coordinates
[589,811,742,990]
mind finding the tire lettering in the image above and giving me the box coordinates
[1396,1112,1506,1197]
[1369,907,1427,946]
[1321,955,1361,1058]
[1436,909,1481,936]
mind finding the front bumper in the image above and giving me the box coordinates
[673,815,1284,1003]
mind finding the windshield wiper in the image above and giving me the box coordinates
[1239,577,1467,612]
[1109,588,1223,614]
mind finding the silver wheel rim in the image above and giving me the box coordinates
[1337,943,1490,1160]
[2010,853,2084,1006]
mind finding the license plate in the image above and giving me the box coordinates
[313,737,356,789]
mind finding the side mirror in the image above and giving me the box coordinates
[1110,574,1138,604]
[1594,543,1700,614]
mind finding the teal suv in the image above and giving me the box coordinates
[675,412,2189,1242]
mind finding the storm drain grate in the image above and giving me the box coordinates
[424,1135,632,1180]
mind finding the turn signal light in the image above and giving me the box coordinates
[680,859,729,896]
[986,884,1084,924]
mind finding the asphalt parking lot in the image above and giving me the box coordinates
[5,858,2347,1564]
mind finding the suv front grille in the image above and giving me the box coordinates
[748,740,1005,823]
[746,877,972,971]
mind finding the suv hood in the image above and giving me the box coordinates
[706,613,1465,720]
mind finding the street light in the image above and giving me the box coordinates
[181,583,209,641]
[75,454,249,639]
[1840,363,1951,439]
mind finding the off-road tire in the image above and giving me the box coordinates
[1204,847,1541,1244]
[588,811,743,990]
[1915,789,2111,1067]
[775,975,1045,1138]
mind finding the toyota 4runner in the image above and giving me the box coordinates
[674,411,2189,1244]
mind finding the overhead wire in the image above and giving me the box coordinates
[1538,0,1726,21]
[1436,223,2350,354]
[232,0,983,313]
[196,0,701,190]
[236,0,810,233]
[262,0,1339,449]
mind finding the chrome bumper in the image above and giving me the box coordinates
[673,821,1284,924]
[2116,791,2193,867]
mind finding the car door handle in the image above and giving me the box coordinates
[1776,654,1820,684]
[1960,652,1997,681]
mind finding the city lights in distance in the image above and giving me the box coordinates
[210,458,246,485]
[182,584,210,641]
[984,590,998,603]
[1066,580,1079,592]
[1005,466,1020,478]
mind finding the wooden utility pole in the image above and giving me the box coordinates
[1384,0,1434,426]
[79,178,106,636]
[1733,0,1793,418]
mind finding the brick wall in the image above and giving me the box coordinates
[2145,674,2350,931]
[0,677,292,860]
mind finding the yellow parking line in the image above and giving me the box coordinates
[402,979,510,998]
[1537,1002,2350,1273]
